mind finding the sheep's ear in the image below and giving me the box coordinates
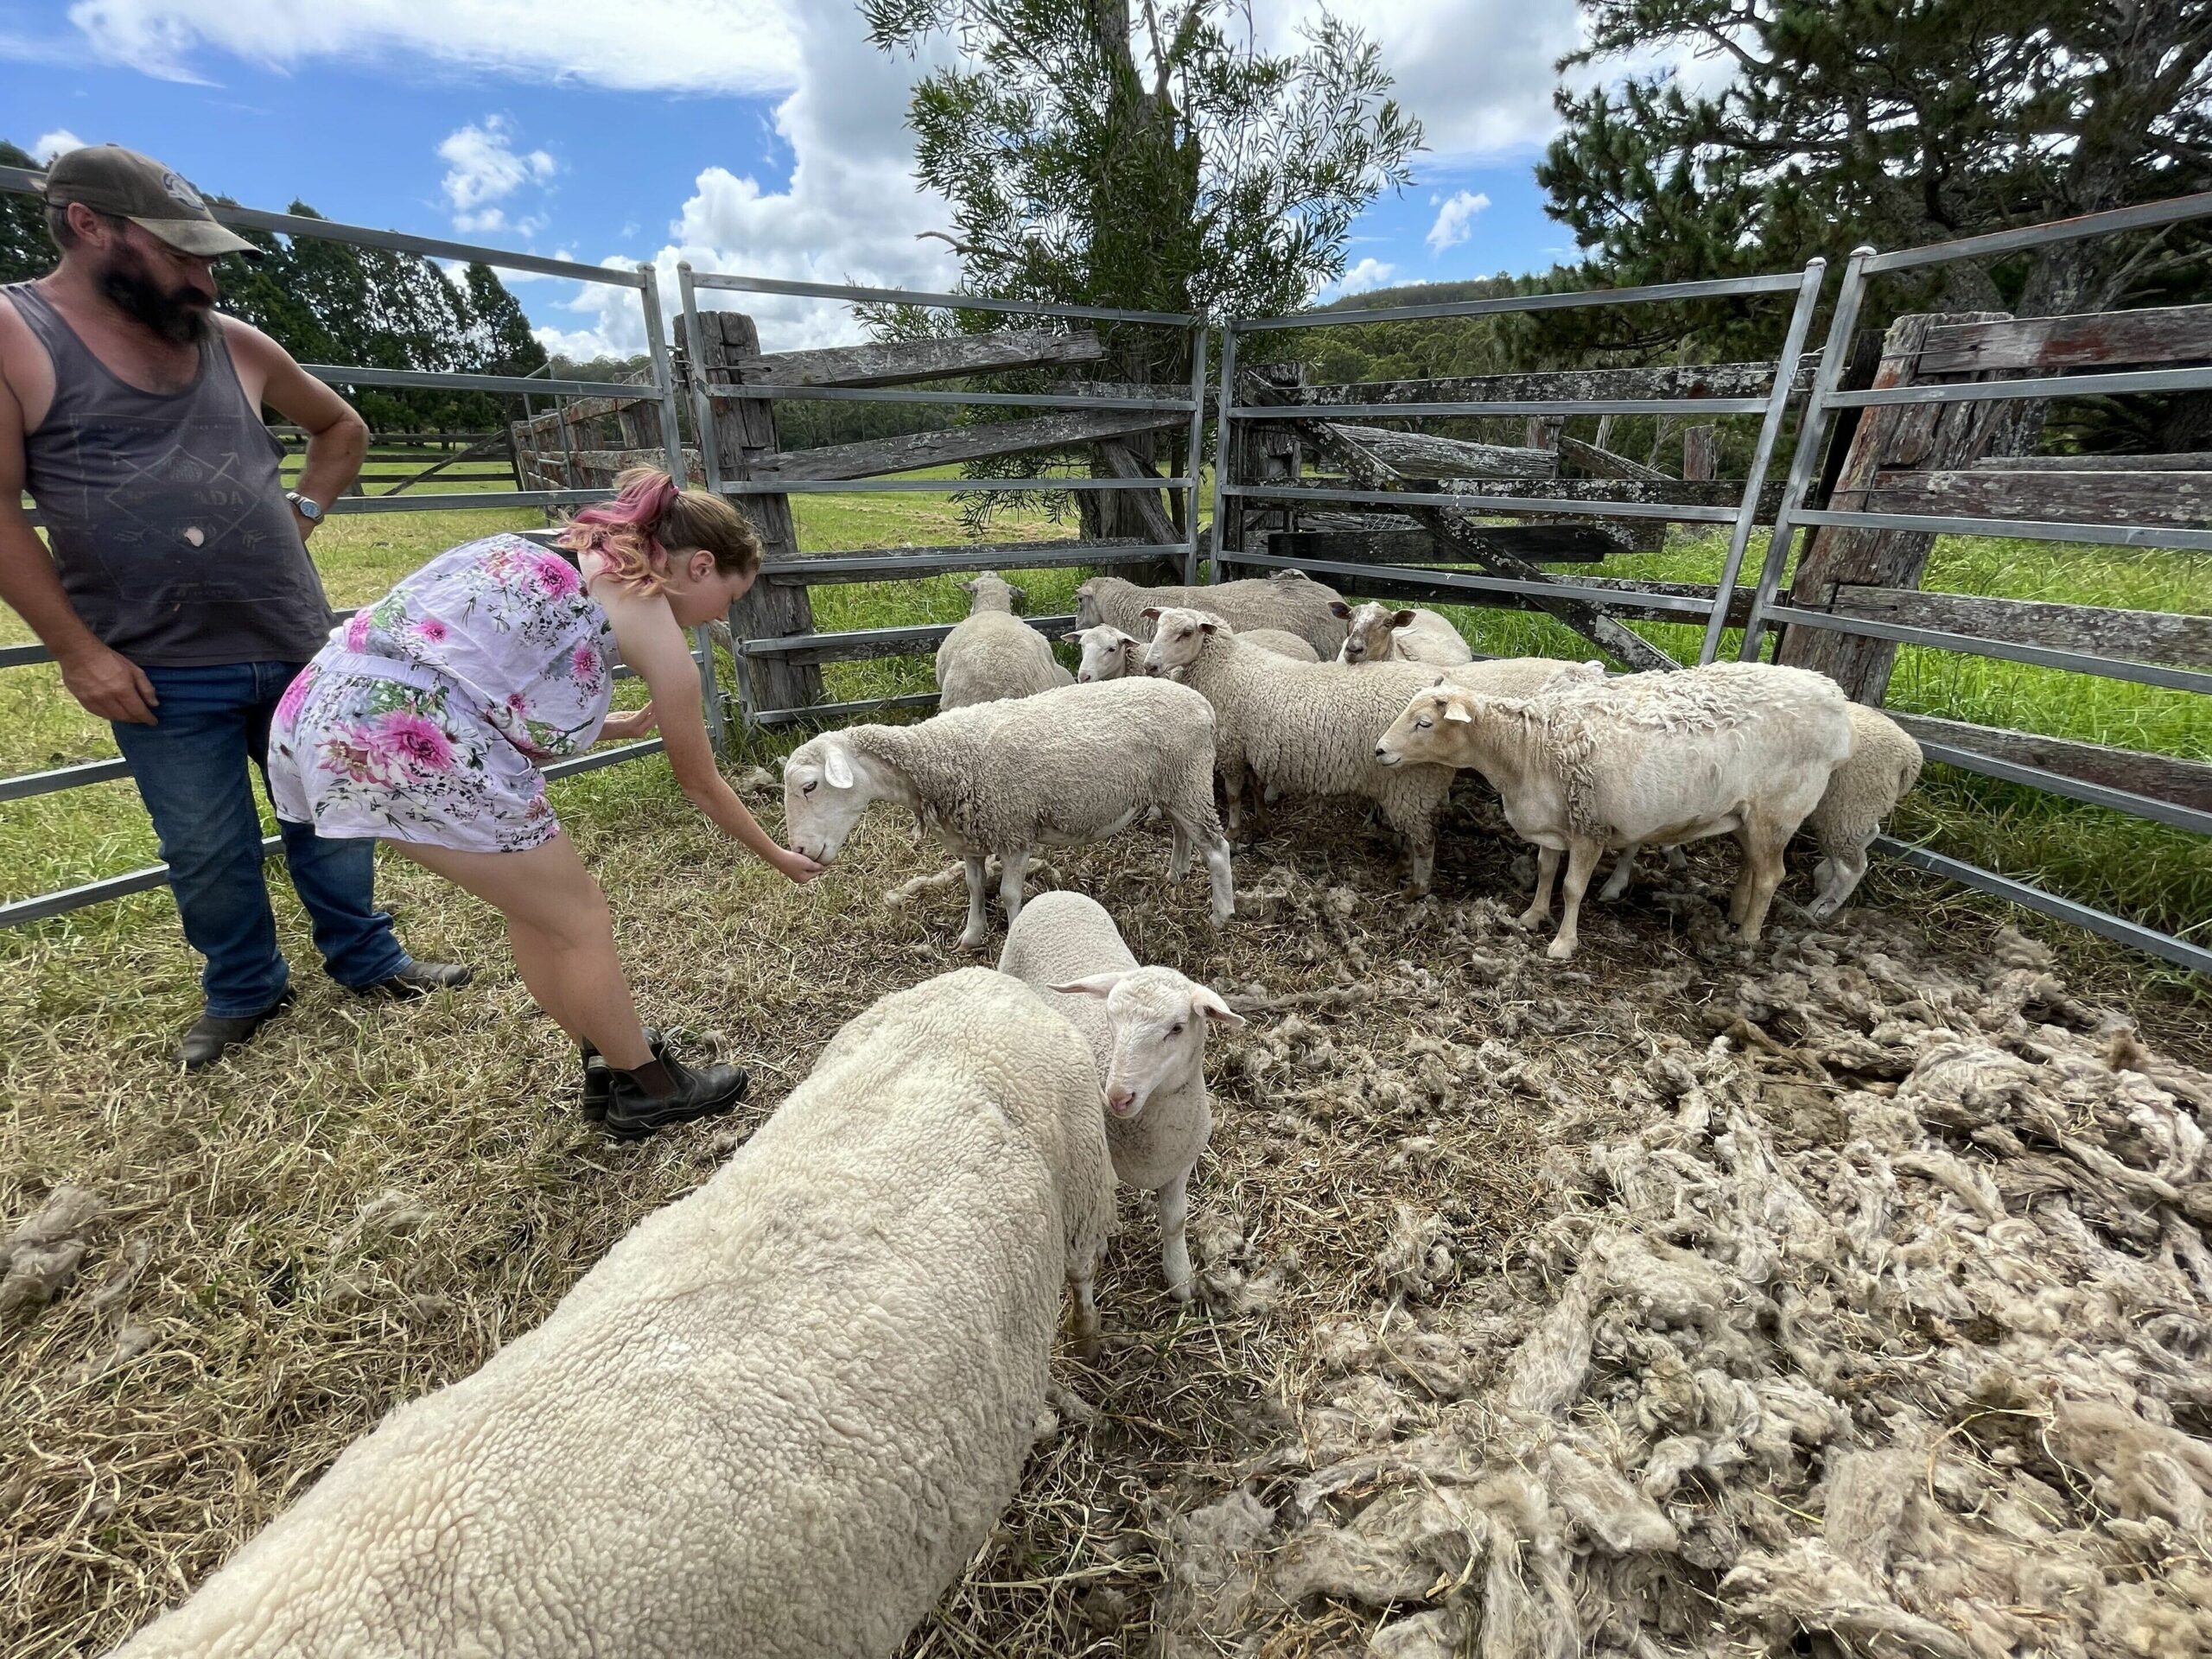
[823,744,855,789]
[1051,973,1128,999]
[1009,584,1028,607]
[1391,610,1418,628]
[1442,700,1473,724]
[1141,606,1162,621]
[1198,619,1218,635]
[1060,630,1084,645]
[1328,601,1351,618]
[1192,985,1246,1029]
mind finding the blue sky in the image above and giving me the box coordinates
[0,0,1595,354]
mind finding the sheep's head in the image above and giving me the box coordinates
[1332,601,1417,665]
[1051,966,1243,1118]
[782,735,873,863]
[1376,683,1475,767]
[963,574,1022,614]
[1073,578,1105,628]
[1064,624,1139,683]
[1141,607,1220,677]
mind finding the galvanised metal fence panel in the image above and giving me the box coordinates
[0,166,712,927]
[676,267,1208,728]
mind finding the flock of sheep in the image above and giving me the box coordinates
[108,568,1928,1657]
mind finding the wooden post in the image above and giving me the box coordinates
[1777,310,2008,701]
[683,310,824,719]
[1681,425,1716,481]
[1525,416,1565,457]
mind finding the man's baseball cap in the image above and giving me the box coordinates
[41,145,261,260]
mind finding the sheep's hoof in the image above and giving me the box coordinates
[1545,936,1578,961]
[1514,907,1547,931]
[1166,1279,1195,1304]
[957,927,988,951]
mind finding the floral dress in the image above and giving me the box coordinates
[269,534,618,853]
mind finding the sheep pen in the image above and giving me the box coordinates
[3,757,2210,1659]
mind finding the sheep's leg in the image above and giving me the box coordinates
[1548,838,1602,961]
[1157,1170,1194,1302]
[1221,767,1248,842]
[1806,839,1870,919]
[1405,823,1435,898]
[1733,818,1790,942]
[1066,1268,1100,1357]
[1518,846,1560,930]
[1173,808,1236,925]
[1168,818,1192,881]
[997,846,1032,931]
[1599,844,1640,902]
[957,855,990,950]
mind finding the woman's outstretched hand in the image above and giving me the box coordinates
[772,846,826,885]
[600,701,658,741]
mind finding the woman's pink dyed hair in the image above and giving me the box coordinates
[556,466,761,595]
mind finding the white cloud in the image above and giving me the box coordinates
[537,5,960,361]
[439,116,556,234]
[1258,0,1584,162]
[1425,189,1491,254]
[64,0,800,93]
[1322,257,1398,299]
[32,129,86,162]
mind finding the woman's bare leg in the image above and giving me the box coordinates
[386,832,652,1068]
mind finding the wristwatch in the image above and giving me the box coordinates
[285,491,325,524]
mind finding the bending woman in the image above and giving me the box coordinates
[268,467,821,1140]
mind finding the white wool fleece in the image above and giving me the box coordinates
[111,969,1114,1659]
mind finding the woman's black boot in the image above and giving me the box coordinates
[580,1027,666,1122]
[603,1048,749,1141]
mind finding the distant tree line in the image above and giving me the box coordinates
[1,138,548,435]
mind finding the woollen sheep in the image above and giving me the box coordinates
[784,676,1235,948]
[934,574,1069,709]
[1073,573,1349,658]
[1065,622,1318,683]
[999,890,1243,1301]
[110,968,1114,1659]
[1375,661,1854,957]
[1332,601,1474,667]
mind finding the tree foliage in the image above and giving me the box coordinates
[0,143,548,433]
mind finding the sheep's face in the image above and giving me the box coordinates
[1333,601,1416,665]
[1053,967,1244,1118]
[1141,607,1216,677]
[1073,580,1103,628]
[782,738,871,863]
[1376,687,1471,767]
[1067,624,1138,683]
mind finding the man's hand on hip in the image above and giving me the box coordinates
[60,640,160,724]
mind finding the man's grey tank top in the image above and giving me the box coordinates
[7,282,334,666]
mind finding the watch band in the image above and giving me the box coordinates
[286,491,325,523]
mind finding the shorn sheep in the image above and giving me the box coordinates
[111,968,1113,1659]
[1599,701,1924,919]
[1066,621,1318,683]
[1000,890,1243,1302]
[784,676,1235,947]
[1375,662,1853,958]
[935,573,1071,709]
[1332,600,1474,667]
[1141,607,1602,894]
[1074,571,1349,658]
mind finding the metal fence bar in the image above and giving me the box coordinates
[326,490,608,514]
[753,692,943,728]
[302,365,636,398]
[699,384,1198,412]
[635,262,726,754]
[1699,259,1829,663]
[1872,839,2211,975]
[1737,247,1877,659]
[0,164,648,288]
[1184,325,1211,584]
[1223,484,1745,524]
[717,478,1195,496]
[1761,605,2212,696]
[683,270,1193,325]
[1217,548,1721,616]
[1235,270,1808,331]
[1230,397,1777,419]
[1910,739,2212,838]
[1826,365,2212,408]
[1787,508,2212,553]
[1207,321,1241,583]
[0,757,130,804]
[1859,191,2212,274]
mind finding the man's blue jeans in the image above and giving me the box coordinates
[111,661,411,1017]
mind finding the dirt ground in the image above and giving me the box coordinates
[4,769,2209,1658]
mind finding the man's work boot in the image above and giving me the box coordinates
[350,961,474,1001]
[179,986,297,1071]
[602,1049,749,1142]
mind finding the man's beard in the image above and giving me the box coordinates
[98,251,213,345]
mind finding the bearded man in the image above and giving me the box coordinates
[0,144,467,1067]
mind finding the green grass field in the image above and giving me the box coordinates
[2,454,2205,963]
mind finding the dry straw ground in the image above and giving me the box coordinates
[4,759,2210,1657]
